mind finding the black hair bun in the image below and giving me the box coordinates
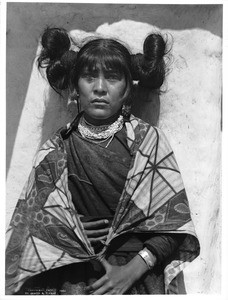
[37,27,78,92]
[46,50,78,91]
[131,33,169,90]
[143,33,166,61]
[40,27,71,62]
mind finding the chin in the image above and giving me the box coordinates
[86,109,112,120]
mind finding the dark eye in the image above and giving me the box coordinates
[106,73,122,81]
[81,73,95,82]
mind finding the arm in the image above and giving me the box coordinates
[84,233,186,295]
[81,216,186,294]
[144,233,187,265]
[80,217,157,294]
[86,249,157,295]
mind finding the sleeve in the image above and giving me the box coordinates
[144,233,187,265]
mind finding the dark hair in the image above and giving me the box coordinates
[37,27,77,93]
[131,34,169,89]
[37,27,169,96]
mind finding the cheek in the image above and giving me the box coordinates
[114,82,127,102]
[78,81,91,105]
[78,94,88,110]
[78,80,88,96]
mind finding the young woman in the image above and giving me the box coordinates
[5,27,200,295]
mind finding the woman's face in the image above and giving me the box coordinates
[77,67,127,120]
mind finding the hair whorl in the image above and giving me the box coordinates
[37,27,77,92]
[143,34,166,61]
[131,33,169,90]
[40,27,71,62]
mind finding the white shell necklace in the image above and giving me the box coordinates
[78,114,124,140]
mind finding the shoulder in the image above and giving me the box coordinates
[128,114,166,138]
[33,126,67,167]
[127,115,172,150]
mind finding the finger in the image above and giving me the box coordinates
[85,228,109,238]
[90,235,108,244]
[85,275,106,293]
[88,282,110,295]
[100,258,111,272]
[83,219,109,230]
[92,285,110,295]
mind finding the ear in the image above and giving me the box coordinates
[68,88,79,102]
[121,79,133,106]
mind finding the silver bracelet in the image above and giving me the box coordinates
[138,248,155,270]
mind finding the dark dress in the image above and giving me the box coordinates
[17,126,185,295]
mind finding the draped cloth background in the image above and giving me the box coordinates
[5,115,200,294]
[6,20,221,293]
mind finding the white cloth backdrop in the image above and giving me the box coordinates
[6,20,221,294]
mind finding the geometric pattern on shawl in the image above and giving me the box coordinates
[5,115,200,295]
[107,117,200,293]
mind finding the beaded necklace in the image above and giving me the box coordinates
[78,114,124,140]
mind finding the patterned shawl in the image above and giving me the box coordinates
[5,115,200,294]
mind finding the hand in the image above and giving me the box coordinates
[85,256,150,295]
[80,216,110,246]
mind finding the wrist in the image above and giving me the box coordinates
[126,254,149,282]
[124,248,157,284]
[138,247,157,270]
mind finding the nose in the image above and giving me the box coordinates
[93,77,107,96]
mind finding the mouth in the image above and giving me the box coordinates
[91,98,109,104]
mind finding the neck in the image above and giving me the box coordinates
[83,110,121,126]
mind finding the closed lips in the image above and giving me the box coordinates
[92,98,109,103]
